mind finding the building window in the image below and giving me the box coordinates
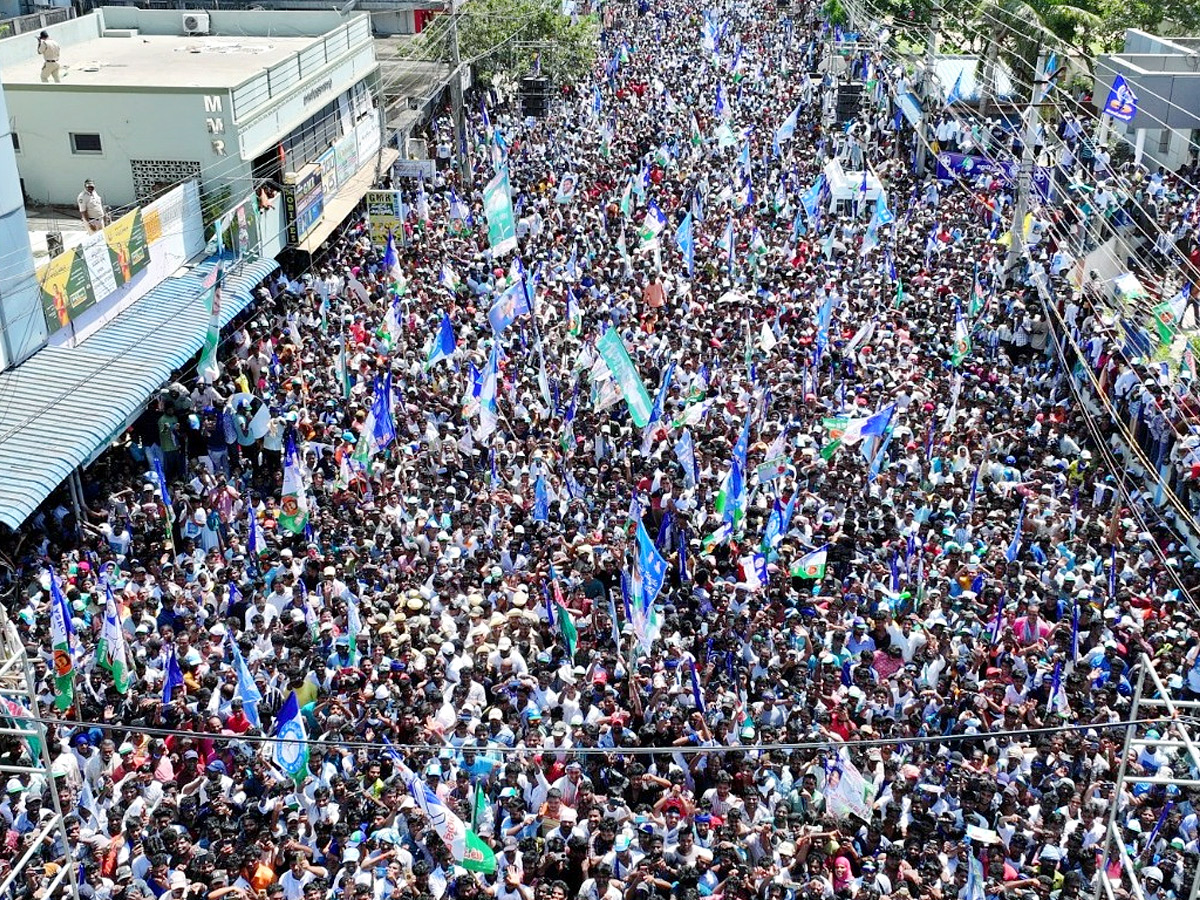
[10,133,18,153]
[1158,129,1171,155]
[70,132,103,155]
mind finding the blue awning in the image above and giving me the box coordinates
[0,255,278,530]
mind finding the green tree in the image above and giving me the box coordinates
[822,0,850,28]
[450,0,600,87]
[1096,0,1200,48]
[967,0,1101,105]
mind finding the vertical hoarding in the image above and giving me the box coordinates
[365,189,404,247]
[284,164,326,245]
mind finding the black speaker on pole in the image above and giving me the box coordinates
[835,81,863,125]
[519,76,551,118]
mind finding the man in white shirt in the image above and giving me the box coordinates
[37,31,61,83]
[277,854,328,900]
[78,180,105,231]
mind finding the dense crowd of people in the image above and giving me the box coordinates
[6,0,1200,899]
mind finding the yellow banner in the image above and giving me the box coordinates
[104,208,150,287]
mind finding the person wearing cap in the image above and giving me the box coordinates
[10,1,1200,895]
[77,179,106,231]
[36,30,61,83]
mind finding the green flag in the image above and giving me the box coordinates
[819,438,842,461]
[272,692,309,786]
[49,576,74,711]
[461,830,498,874]
[1152,302,1177,346]
[472,781,486,831]
[595,328,653,427]
[556,603,578,660]
[97,585,130,694]
[790,546,828,579]
[950,307,971,366]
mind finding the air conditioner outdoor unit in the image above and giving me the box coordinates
[182,12,210,34]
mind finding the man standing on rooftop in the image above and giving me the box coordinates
[36,30,61,83]
[78,179,104,232]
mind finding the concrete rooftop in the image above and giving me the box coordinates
[2,34,317,89]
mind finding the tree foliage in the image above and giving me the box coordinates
[964,0,1101,100]
[453,0,600,87]
[1095,0,1200,48]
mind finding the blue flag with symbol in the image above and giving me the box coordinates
[488,279,529,334]
[636,518,669,611]
[1103,74,1138,122]
[271,691,309,785]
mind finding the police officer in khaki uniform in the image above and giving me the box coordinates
[78,180,105,231]
[36,31,61,83]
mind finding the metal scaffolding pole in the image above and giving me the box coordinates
[1096,654,1200,900]
[0,605,81,900]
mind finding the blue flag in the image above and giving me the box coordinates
[426,313,457,370]
[151,455,172,510]
[648,361,676,426]
[271,691,309,785]
[1006,499,1026,563]
[533,473,549,522]
[488,279,530,334]
[1103,74,1138,122]
[801,175,824,221]
[775,103,800,144]
[944,68,964,106]
[690,658,707,713]
[636,518,669,611]
[368,382,396,455]
[162,648,184,704]
[762,498,784,552]
[230,639,263,728]
[675,212,695,277]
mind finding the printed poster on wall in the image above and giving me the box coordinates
[355,112,381,163]
[334,131,359,189]
[319,146,340,198]
[105,208,150,287]
[212,195,262,258]
[40,250,95,335]
[79,230,117,301]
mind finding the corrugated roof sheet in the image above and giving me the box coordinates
[0,255,279,530]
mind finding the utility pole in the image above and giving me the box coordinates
[447,6,470,184]
[1005,48,1048,273]
[913,1,941,175]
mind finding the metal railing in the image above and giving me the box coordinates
[0,6,73,37]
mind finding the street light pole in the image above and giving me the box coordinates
[1005,48,1048,273]
[913,1,941,174]
[447,7,471,184]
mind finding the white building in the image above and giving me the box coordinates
[1095,31,1200,172]
[0,74,45,371]
[0,6,390,246]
